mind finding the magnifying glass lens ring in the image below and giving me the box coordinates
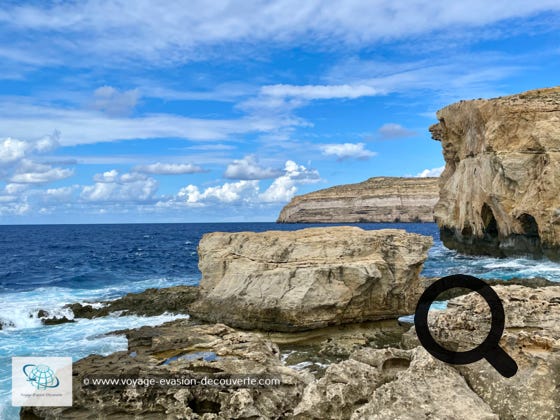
[415,274,507,365]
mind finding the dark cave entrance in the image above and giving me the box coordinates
[518,213,539,238]
[481,203,498,238]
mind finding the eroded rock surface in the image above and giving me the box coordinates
[405,285,560,419]
[430,86,560,259]
[21,322,311,419]
[25,285,560,419]
[429,285,560,420]
[277,176,439,223]
[293,347,497,420]
[64,285,199,319]
[190,227,432,331]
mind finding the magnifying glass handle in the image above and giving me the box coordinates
[485,346,518,378]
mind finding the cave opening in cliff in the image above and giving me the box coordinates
[518,213,539,238]
[481,204,498,237]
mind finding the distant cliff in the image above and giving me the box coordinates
[277,177,439,223]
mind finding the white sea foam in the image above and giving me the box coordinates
[0,276,197,332]
[0,273,197,420]
[289,361,314,370]
[483,260,527,269]
[423,242,560,282]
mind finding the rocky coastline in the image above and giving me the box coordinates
[24,226,560,419]
[24,283,560,419]
[277,177,439,223]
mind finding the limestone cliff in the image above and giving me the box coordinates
[277,177,439,223]
[430,86,560,259]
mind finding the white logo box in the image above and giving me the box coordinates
[12,357,72,407]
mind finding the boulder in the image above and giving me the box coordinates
[189,227,433,331]
[277,176,439,223]
[430,86,560,259]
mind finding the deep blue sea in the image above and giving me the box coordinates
[2,222,560,417]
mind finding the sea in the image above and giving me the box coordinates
[2,222,560,418]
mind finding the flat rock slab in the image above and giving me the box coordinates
[190,227,432,331]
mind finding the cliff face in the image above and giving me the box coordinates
[277,177,439,223]
[430,86,560,259]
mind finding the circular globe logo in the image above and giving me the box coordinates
[23,364,60,390]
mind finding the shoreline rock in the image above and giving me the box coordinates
[189,227,433,331]
[430,86,560,260]
[406,285,560,419]
[47,285,199,325]
[277,176,439,223]
[22,322,312,419]
[25,284,560,419]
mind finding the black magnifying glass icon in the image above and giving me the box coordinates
[415,274,518,378]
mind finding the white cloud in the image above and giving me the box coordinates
[134,162,205,175]
[179,180,260,204]
[4,183,28,194]
[378,123,417,139]
[0,194,17,202]
[320,142,377,160]
[0,132,59,164]
[171,160,320,206]
[259,160,320,202]
[260,84,381,100]
[81,170,158,202]
[0,132,64,185]
[1,1,559,65]
[44,186,76,200]
[324,53,529,104]
[92,86,139,116]
[10,166,73,184]
[0,202,30,216]
[93,169,120,183]
[0,137,28,164]
[416,166,445,177]
[0,102,301,146]
[224,155,282,180]
[0,141,74,184]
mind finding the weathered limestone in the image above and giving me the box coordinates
[21,322,312,419]
[65,285,199,319]
[277,177,439,223]
[189,227,433,331]
[430,86,560,259]
[430,285,560,419]
[26,285,560,419]
[405,285,560,419]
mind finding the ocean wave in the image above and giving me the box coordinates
[423,243,560,282]
[0,275,197,332]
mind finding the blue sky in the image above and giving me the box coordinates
[0,1,559,224]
